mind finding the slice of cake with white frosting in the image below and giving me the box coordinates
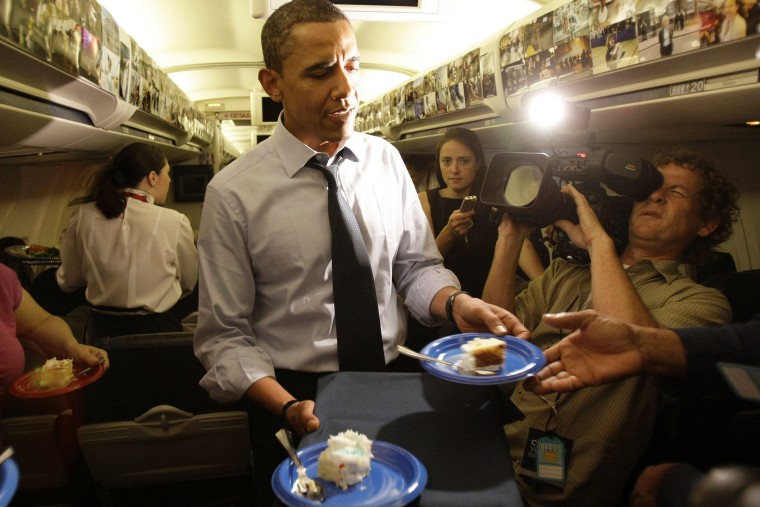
[317,430,373,490]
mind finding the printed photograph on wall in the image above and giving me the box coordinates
[462,48,483,108]
[481,51,497,98]
[422,70,437,117]
[591,0,637,32]
[396,86,408,124]
[447,56,466,110]
[524,12,554,58]
[591,17,639,72]
[553,0,591,45]
[502,63,528,95]
[499,26,526,68]
[412,75,425,119]
[129,38,143,107]
[636,0,714,63]
[78,0,102,84]
[525,48,556,87]
[554,35,593,81]
[403,81,415,121]
[434,64,451,113]
[99,5,119,94]
[118,27,132,102]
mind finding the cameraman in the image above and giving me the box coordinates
[482,147,739,507]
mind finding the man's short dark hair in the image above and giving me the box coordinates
[652,147,739,263]
[261,0,349,74]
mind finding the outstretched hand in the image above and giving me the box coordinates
[524,310,645,394]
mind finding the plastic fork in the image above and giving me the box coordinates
[397,345,497,376]
[275,428,324,501]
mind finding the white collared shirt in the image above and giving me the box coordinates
[194,121,458,403]
[57,188,198,313]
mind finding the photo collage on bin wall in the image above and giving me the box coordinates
[357,0,758,133]
[0,0,213,143]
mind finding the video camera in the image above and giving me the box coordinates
[476,149,663,264]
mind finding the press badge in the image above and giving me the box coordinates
[536,435,566,483]
[520,427,572,487]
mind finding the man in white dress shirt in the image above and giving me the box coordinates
[192,0,527,502]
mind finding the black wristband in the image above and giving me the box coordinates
[280,399,300,430]
[446,290,469,323]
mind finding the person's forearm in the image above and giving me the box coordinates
[589,237,659,327]
[435,227,456,257]
[482,236,521,311]
[246,376,299,416]
[22,313,80,358]
[638,325,688,377]
[518,239,545,280]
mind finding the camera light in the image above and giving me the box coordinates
[524,93,568,129]
[522,93,590,131]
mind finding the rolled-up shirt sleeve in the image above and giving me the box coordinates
[194,184,274,403]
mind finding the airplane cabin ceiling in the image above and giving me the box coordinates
[95,0,547,154]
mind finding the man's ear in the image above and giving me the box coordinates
[697,215,720,238]
[258,68,283,102]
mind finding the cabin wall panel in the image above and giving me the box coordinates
[0,164,104,247]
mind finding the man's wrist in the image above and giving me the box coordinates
[639,327,687,377]
[446,290,470,323]
[280,399,301,430]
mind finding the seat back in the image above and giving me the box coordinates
[81,332,243,424]
[702,269,760,323]
[0,413,71,491]
[76,332,253,501]
[83,310,183,345]
[77,405,251,488]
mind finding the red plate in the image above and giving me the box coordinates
[9,363,105,398]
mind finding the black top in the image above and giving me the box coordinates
[426,189,498,298]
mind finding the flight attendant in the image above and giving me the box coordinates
[57,143,198,338]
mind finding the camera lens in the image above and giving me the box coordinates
[504,164,542,206]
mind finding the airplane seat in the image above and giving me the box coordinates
[77,406,253,506]
[701,269,760,323]
[28,266,87,317]
[626,269,760,499]
[76,332,253,505]
[694,250,737,284]
[0,411,96,506]
[80,332,244,424]
[82,308,183,346]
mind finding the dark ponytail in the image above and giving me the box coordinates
[95,143,168,219]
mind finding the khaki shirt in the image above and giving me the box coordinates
[509,258,731,507]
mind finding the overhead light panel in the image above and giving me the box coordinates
[250,0,449,22]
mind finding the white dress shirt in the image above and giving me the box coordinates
[194,121,458,403]
[57,189,198,313]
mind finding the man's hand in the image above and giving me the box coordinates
[453,295,530,340]
[524,310,645,394]
[284,399,320,437]
[629,463,679,507]
[496,213,534,243]
[553,184,610,252]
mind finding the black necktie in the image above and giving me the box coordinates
[307,155,386,372]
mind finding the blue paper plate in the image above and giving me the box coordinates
[0,458,19,507]
[420,333,546,385]
[272,440,427,507]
